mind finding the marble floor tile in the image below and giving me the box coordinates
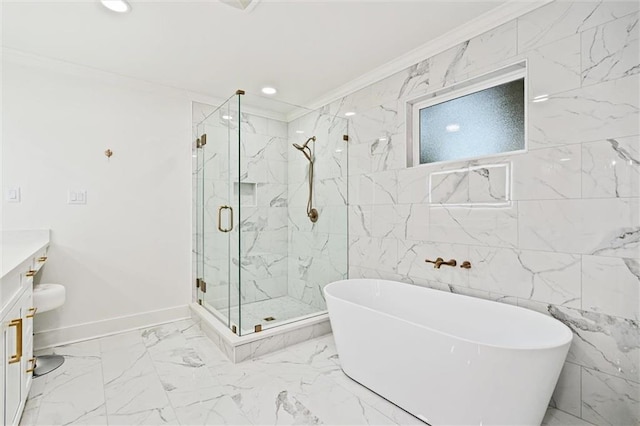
[173,395,253,426]
[32,362,106,425]
[542,408,595,426]
[107,407,179,426]
[101,339,155,385]
[22,318,593,426]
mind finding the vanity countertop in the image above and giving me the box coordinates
[0,229,51,280]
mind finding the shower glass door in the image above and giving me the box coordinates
[196,94,241,332]
[195,91,349,337]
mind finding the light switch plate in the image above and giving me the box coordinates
[5,187,21,203]
[68,190,87,205]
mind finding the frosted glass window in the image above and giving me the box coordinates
[418,78,524,164]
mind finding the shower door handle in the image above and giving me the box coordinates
[218,205,233,232]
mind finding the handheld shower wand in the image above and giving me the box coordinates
[293,136,319,223]
[292,136,314,162]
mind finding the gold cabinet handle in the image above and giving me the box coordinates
[26,307,37,318]
[25,270,37,277]
[217,205,233,233]
[38,256,48,262]
[26,357,36,373]
[8,318,23,364]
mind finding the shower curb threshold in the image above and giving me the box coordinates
[189,303,331,363]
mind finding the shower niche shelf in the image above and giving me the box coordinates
[233,182,257,207]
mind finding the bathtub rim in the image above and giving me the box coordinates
[324,278,573,351]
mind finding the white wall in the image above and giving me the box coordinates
[2,53,193,346]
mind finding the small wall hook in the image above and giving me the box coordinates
[104,149,113,159]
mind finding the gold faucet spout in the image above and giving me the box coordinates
[425,257,443,267]
[435,259,457,269]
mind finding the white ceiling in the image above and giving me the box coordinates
[2,0,512,113]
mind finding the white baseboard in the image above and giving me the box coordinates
[33,305,190,350]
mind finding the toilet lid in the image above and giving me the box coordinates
[33,283,66,313]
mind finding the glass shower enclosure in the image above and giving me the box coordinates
[193,91,348,336]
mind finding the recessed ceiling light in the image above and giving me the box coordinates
[296,130,304,134]
[222,115,233,120]
[445,124,460,132]
[261,87,277,95]
[344,112,356,117]
[101,0,131,13]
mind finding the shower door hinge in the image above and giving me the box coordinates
[196,134,207,148]
[196,278,207,293]
[343,135,349,141]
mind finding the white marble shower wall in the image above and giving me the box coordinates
[192,101,289,311]
[332,2,638,425]
[287,108,349,311]
[234,112,289,309]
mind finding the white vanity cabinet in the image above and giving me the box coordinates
[0,230,50,426]
[2,289,34,426]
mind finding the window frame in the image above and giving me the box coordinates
[409,62,528,168]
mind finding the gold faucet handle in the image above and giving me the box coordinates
[460,261,472,269]
[425,257,443,267]
[26,358,36,373]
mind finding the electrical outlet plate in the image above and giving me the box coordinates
[5,187,21,203]
[68,190,87,205]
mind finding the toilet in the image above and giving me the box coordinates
[32,283,66,377]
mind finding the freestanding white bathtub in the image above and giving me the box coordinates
[324,279,573,426]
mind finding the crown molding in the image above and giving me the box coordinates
[2,47,226,103]
[286,0,552,122]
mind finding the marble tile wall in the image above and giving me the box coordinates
[287,108,349,311]
[327,2,638,424]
